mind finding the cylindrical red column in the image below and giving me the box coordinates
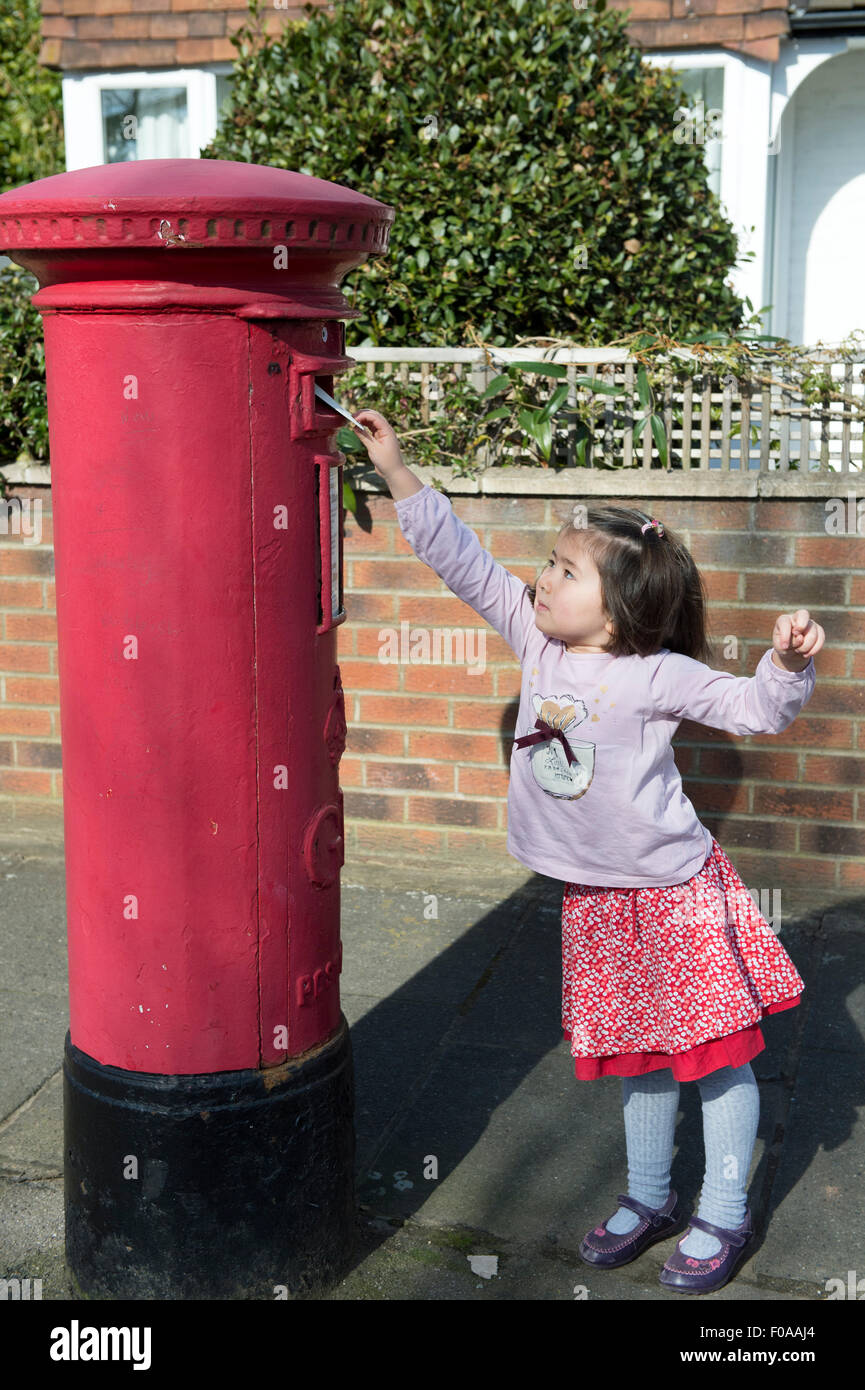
[0,158,393,1299]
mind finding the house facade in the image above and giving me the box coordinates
[19,0,865,347]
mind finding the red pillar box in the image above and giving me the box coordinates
[0,159,393,1299]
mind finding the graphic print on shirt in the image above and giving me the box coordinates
[520,692,596,800]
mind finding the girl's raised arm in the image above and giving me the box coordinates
[351,409,535,660]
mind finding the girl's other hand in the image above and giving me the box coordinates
[351,410,406,480]
[772,609,825,662]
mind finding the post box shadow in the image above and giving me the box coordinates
[336,861,862,1298]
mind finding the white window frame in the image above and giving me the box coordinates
[61,64,235,171]
[640,49,773,330]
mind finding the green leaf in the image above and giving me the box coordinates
[537,383,571,420]
[343,478,357,514]
[508,360,568,378]
[574,378,624,396]
[636,367,653,413]
[479,373,512,400]
[650,414,667,465]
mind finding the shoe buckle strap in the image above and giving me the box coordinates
[616,1192,671,1227]
[688,1214,748,1249]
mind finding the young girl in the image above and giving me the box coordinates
[351,408,825,1295]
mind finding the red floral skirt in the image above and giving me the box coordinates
[561,837,804,1082]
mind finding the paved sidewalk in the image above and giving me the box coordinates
[1,839,863,1304]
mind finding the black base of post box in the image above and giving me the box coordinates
[63,1016,356,1300]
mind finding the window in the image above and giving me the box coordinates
[62,67,235,171]
[101,86,188,162]
[673,67,725,199]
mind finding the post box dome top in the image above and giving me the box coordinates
[0,158,394,255]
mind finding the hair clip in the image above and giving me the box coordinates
[640,518,665,536]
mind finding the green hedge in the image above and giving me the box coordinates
[1,0,751,481]
[202,0,748,346]
[0,0,65,480]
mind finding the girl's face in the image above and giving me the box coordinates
[534,530,615,654]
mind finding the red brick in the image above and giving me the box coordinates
[702,816,796,852]
[447,830,511,857]
[343,522,394,554]
[796,536,865,568]
[0,644,52,673]
[487,528,552,559]
[745,571,845,604]
[345,726,403,755]
[799,823,865,857]
[15,741,62,769]
[350,559,443,590]
[727,850,834,890]
[702,570,739,600]
[345,593,397,623]
[343,790,404,821]
[4,614,57,641]
[335,658,401,691]
[358,695,451,727]
[336,757,362,786]
[0,581,44,608]
[458,766,510,797]
[396,594,500,627]
[404,663,495,696]
[839,860,865,891]
[4,677,60,705]
[408,731,502,764]
[683,777,751,813]
[700,748,799,781]
[406,795,497,828]
[455,702,515,732]
[803,754,865,786]
[455,496,547,525]
[754,786,853,819]
[493,668,522,698]
[351,825,444,856]
[366,760,454,791]
[0,769,52,795]
[806,681,865,716]
[0,709,53,736]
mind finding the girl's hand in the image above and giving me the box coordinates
[351,409,407,481]
[772,609,825,664]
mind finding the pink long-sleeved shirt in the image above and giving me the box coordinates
[394,482,816,887]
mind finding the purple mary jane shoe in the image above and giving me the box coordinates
[659,1207,755,1293]
[579,1189,686,1268]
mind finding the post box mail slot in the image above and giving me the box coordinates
[289,347,355,440]
[315,452,346,633]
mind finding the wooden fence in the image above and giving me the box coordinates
[346,346,865,474]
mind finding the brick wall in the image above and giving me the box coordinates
[337,482,863,911]
[1,479,862,911]
[0,488,59,830]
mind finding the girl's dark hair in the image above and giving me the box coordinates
[525,505,713,664]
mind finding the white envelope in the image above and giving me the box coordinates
[313,384,374,437]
